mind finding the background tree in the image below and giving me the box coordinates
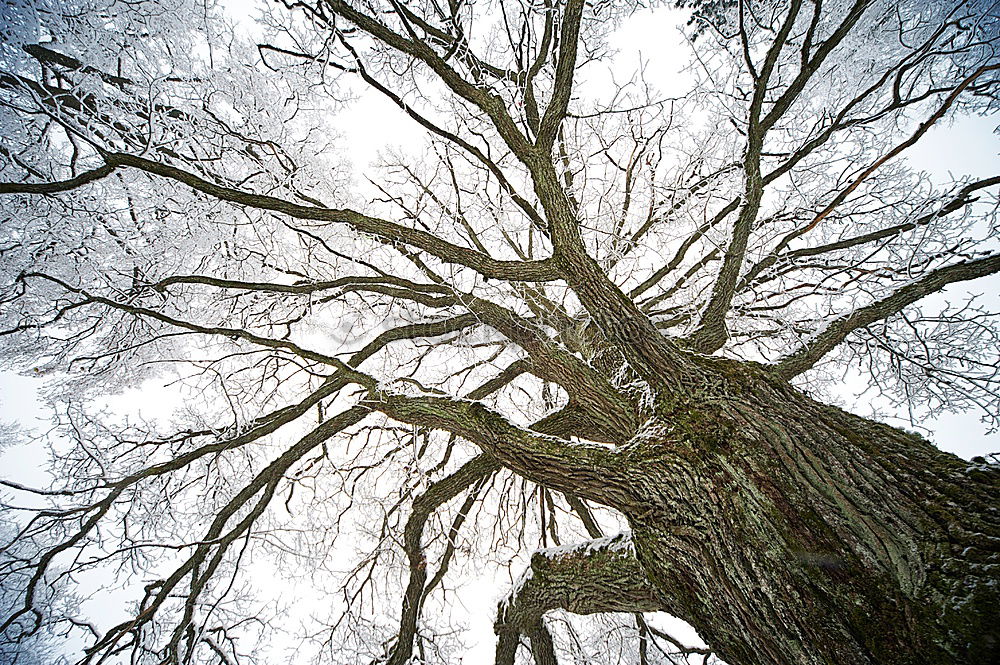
[0,0,998,664]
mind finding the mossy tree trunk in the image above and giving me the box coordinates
[384,357,999,665]
[599,371,1000,663]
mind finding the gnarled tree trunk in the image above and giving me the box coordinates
[575,361,998,665]
[485,356,999,665]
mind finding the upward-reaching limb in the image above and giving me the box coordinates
[774,253,1000,379]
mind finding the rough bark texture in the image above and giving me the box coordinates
[384,345,1000,665]
[604,360,1000,665]
[495,534,667,665]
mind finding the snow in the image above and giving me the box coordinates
[535,531,635,559]
[498,532,636,614]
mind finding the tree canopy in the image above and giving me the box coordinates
[0,0,998,664]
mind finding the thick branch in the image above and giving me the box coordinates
[322,0,535,161]
[775,254,1000,378]
[460,294,638,441]
[1,152,559,282]
[336,33,546,230]
[107,152,559,280]
[687,0,804,353]
[535,0,584,150]
[0,164,116,194]
[494,533,668,664]
[369,392,624,504]
[384,356,625,665]
[387,454,499,665]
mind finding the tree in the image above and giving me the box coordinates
[0,0,998,663]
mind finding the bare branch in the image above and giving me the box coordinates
[776,254,1000,378]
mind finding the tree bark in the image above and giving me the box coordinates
[380,356,999,665]
[603,360,1000,665]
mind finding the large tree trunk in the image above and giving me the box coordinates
[613,361,999,665]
